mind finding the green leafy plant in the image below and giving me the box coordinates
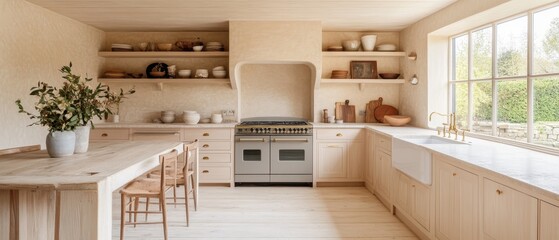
[103,86,136,119]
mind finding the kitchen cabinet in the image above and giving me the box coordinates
[482,178,537,240]
[364,130,375,191]
[90,128,130,141]
[540,201,559,240]
[97,51,230,90]
[315,129,364,182]
[374,133,392,205]
[182,128,234,187]
[130,128,181,141]
[393,170,431,233]
[435,158,478,240]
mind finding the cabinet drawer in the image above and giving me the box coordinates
[199,141,231,151]
[90,129,129,140]
[317,129,363,141]
[375,134,392,153]
[199,153,232,163]
[199,166,232,182]
[183,129,231,141]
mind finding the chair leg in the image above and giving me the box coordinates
[120,194,126,240]
[161,194,168,240]
[128,197,133,223]
[133,197,139,227]
[184,181,189,227]
[145,197,150,221]
[173,185,177,207]
[191,174,198,211]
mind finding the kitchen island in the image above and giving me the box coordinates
[0,141,185,240]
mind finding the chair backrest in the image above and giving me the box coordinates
[0,145,40,156]
[183,140,199,173]
[159,149,178,191]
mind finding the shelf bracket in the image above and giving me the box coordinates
[157,82,164,91]
[359,83,365,91]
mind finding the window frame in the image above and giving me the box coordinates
[448,2,559,155]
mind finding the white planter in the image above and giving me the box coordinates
[46,131,76,158]
[74,125,91,154]
[113,115,120,123]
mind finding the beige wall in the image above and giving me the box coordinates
[399,0,557,128]
[0,0,105,149]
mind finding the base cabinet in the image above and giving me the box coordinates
[364,130,375,190]
[394,170,431,233]
[482,178,537,240]
[315,129,364,182]
[317,142,347,179]
[540,201,559,240]
[375,149,392,201]
[435,159,478,240]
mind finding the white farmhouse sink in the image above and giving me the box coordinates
[391,135,467,185]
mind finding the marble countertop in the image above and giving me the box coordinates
[96,122,238,128]
[367,125,559,202]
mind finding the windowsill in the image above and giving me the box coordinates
[464,131,559,156]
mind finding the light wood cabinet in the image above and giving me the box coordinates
[182,128,234,186]
[364,130,375,190]
[315,129,364,182]
[393,170,431,233]
[435,159,478,240]
[374,149,392,201]
[90,128,130,141]
[482,178,537,240]
[540,201,559,240]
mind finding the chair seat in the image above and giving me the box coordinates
[120,178,161,196]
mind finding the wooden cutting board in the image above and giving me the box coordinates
[342,100,356,123]
[374,105,399,123]
[335,102,343,120]
[365,97,383,123]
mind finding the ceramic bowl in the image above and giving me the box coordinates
[193,45,204,52]
[160,115,175,123]
[213,66,225,71]
[178,69,192,78]
[150,71,165,78]
[379,73,401,79]
[212,70,227,78]
[157,43,173,51]
[183,113,200,124]
[342,40,360,51]
[361,35,377,51]
[384,115,411,126]
[195,69,209,78]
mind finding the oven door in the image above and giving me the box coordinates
[270,136,312,175]
[234,136,270,175]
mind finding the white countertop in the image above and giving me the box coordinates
[96,122,237,128]
[366,125,559,202]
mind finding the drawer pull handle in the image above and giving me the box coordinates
[496,189,503,195]
[203,133,209,136]
[328,145,340,148]
[336,133,343,137]
[203,144,209,148]
[202,170,210,173]
[202,156,209,160]
[101,133,108,137]
[452,173,457,176]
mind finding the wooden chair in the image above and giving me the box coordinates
[146,140,198,226]
[119,149,178,240]
[0,145,40,156]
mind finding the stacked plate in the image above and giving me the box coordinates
[104,69,126,78]
[327,46,343,51]
[376,44,397,51]
[331,70,348,79]
[205,42,224,51]
[111,43,133,51]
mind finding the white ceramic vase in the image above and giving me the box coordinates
[46,131,76,158]
[74,125,91,154]
[113,115,120,123]
[211,113,223,124]
[183,111,200,124]
[361,35,377,51]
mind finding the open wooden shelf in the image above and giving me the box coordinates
[322,51,406,57]
[98,78,230,90]
[320,78,405,90]
[98,51,229,58]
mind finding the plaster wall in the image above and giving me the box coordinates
[0,0,105,149]
[399,0,557,128]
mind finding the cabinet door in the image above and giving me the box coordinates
[482,179,537,240]
[436,160,479,240]
[395,171,412,213]
[348,141,364,180]
[365,131,375,186]
[375,150,392,199]
[317,142,347,179]
[540,201,559,240]
[412,182,430,232]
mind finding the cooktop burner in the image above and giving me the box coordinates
[235,117,312,135]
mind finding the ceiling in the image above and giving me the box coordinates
[26,0,458,32]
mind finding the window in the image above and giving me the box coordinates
[449,3,559,149]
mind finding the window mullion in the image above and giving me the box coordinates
[467,32,474,131]
[527,11,534,143]
[491,23,498,136]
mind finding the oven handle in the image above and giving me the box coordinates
[237,138,266,142]
[272,138,309,143]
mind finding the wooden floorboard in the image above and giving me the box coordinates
[112,186,417,239]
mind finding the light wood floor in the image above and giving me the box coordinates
[112,186,417,239]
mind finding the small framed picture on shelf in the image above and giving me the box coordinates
[350,61,378,79]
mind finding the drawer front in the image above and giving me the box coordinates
[90,129,130,140]
[316,129,364,141]
[199,141,232,151]
[199,166,232,182]
[376,134,392,153]
[183,129,231,141]
[199,153,232,163]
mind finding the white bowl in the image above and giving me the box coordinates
[178,69,191,78]
[376,43,397,51]
[161,115,175,123]
[342,40,360,51]
[183,113,200,124]
[212,70,227,78]
[213,66,225,71]
[193,45,203,52]
[195,69,209,78]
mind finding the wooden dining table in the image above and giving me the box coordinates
[0,141,197,240]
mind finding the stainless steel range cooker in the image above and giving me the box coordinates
[234,117,313,184]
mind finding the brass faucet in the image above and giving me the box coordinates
[429,112,452,137]
[429,111,468,141]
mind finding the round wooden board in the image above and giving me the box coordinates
[374,105,399,123]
